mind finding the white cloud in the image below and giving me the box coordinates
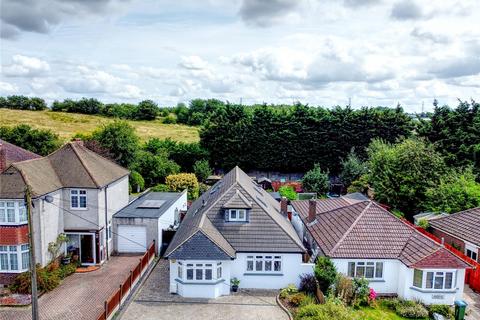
[178,56,209,70]
[3,55,50,77]
[0,81,18,93]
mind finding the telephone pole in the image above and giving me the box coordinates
[26,185,39,320]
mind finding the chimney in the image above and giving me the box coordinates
[308,199,316,223]
[280,197,288,217]
[0,142,6,173]
[73,138,84,146]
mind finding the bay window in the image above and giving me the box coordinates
[0,244,29,272]
[412,269,455,290]
[0,201,27,225]
[246,255,282,273]
[70,189,87,209]
[348,261,383,279]
[180,262,222,282]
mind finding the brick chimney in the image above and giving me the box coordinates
[308,199,316,223]
[0,142,6,173]
[280,197,288,217]
[72,138,84,146]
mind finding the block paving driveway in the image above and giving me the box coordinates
[0,255,141,320]
[120,260,288,320]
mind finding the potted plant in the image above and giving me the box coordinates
[231,278,240,292]
[61,253,71,265]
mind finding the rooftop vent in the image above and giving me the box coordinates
[138,200,165,209]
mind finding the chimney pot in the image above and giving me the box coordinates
[73,138,84,146]
[308,199,316,223]
[280,196,288,217]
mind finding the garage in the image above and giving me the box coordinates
[117,225,147,253]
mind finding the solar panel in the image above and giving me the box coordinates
[138,200,165,208]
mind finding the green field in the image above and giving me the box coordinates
[0,109,199,143]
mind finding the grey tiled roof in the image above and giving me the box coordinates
[165,166,305,259]
[168,231,233,260]
[429,207,480,247]
[114,191,186,219]
[292,197,469,269]
[223,190,252,209]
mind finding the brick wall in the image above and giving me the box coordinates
[0,273,18,287]
[0,225,29,245]
[430,227,465,251]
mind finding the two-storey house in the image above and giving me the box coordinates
[0,140,129,286]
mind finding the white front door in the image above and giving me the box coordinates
[117,225,147,253]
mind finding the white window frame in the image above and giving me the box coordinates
[70,189,87,210]
[229,209,247,222]
[246,255,282,273]
[412,269,456,291]
[0,201,28,225]
[465,242,478,262]
[0,244,29,273]
[180,261,222,283]
[347,261,384,279]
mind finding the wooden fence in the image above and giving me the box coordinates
[402,219,480,293]
[96,242,156,320]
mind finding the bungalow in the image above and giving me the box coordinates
[0,140,129,286]
[291,195,470,305]
[429,207,480,263]
[164,166,313,299]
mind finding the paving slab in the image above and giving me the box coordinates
[464,286,480,320]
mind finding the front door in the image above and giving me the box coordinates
[80,234,95,264]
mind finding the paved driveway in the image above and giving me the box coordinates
[120,260,288,320]
[0,255,141,320]
[465,286,480,320]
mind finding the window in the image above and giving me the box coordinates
[229,209,247,222]
[414,269,455,290]
[246,255,282,273]
[347,261,384,279]
[70,189,87,209]
[178,262,183,279]
[182,263,219,282]
[0,201,28,225]
[466,244,478,262]
[0,244,29,272]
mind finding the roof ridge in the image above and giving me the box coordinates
[329,201,372,255]
[69,142,100,187]
[431,207,480,222]
[74,141,131,175]
[298,199,369,220]
[199,217,235,258]
[0,139,40,158]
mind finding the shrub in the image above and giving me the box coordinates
[288,292,307,307]
[151,184,170,192]
[193,159,212,183]
[334,274,355,306]
[129,171,145,193]
[162,114,177,124]
[417,218,429,229]
[165,173,199,199]
[314,257,337,294]
[134,150,180,186]
[299,273,317,295]
[136,100,158,120]
[0,124,61,156]
[352,277,370,306]
[382,298,401,311]
[295,299,356,320]
[302,164,329,196]
[428,304,454,319]
[299,294,317,307]
[279,185,297,201]
[279,284,298,299]
[395,303,429,319]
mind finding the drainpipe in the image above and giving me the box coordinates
[105,185,109,261]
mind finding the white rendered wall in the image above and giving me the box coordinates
[157,191,188,252]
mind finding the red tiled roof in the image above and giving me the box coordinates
[0,225,29,245]
[412,247,471,269]
[429,207,480,247]
[0,139,40,172]
[292,197,470,269]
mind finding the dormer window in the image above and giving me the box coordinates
[228,209,247,222]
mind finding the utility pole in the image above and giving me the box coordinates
[26,186,39,320]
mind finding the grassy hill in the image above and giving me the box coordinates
[0,109,199,143]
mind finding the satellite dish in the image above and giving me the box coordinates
[43,195,54,203]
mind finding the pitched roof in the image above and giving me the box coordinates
[429,207,480,247]
[0,139,40,171]
[223,190,252,209]
[0,141,129,198]
[164,166,305,259]
[114,190,186,219]
[292,197,470,269]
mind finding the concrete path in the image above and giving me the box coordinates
[120,260,288,320]
[464,286,480,320]
[0,255,141,320]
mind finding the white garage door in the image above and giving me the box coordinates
[117,225,147,253]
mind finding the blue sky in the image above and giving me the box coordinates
[1,0,479,112]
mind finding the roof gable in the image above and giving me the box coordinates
[168,230,233,260]
[223,189,252,209]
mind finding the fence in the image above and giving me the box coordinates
[96,242,156,320]
[402,219,480,293]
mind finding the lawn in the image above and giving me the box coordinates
[357,305,412,320]
[0,108,199,143]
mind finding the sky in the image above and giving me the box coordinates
[0,0,479,112]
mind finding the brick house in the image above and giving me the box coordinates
[290,195,470,305]
[0,140,129,286]
[429,207,480,263]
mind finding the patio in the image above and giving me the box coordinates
[0,255,141,320]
